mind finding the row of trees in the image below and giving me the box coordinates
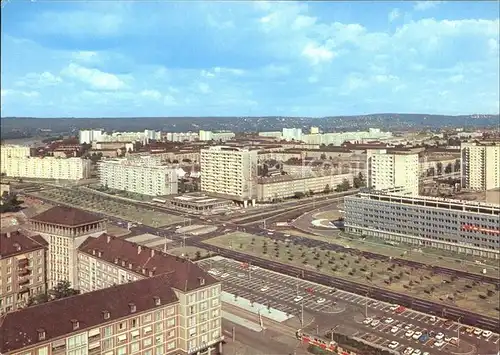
[0,192,22,213]
[27,280,79,307]
[293,173,365,199]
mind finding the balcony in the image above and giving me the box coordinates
[18,268,31,277]
[18,278,30,286]
[18,258,29,268]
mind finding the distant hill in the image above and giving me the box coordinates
[1,113,498,139]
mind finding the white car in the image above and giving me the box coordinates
[249,265,259,271]
[482,330,493,338]
[422,352,430,355]
[404,323,413,330]
[237,273,245,278]
[384,317,395,324]
[260,286,270,292]
[363,317,373,325]
[435,332,444,340]
[405,330,415,337]
[208,269,220,276]
[429,316,437,322]
[473,328,483,336]
[371,319,381,327]
[388,341,399,349]
[294,296,303,302]
[444,336,452,342]
[316,298,326,304]
[390,304,400,311]
[434,340,445,347]
[403,347,414,355]
[390,326,400,334]
[412,350,422,355]
[220,273,230,279]
[412,331,423,340]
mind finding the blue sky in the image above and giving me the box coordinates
[1,1,499,117]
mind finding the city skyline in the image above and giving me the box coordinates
[1,1,499,117]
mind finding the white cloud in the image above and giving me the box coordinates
[61,63,126,90]
[301,43,335,65]
[1,89,40,98]
[72,51,99,63]
[140,90,162,100]
[388,9,401,22]
[449,74,464,83]
[488,38,499,54]
[413,1,443,11]
[16,71,62,87]
[163,95,177,106]
[198,83,211,94]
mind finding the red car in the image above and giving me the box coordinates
[395,306,406,314]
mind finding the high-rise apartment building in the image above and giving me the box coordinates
[77,233,223,355]
[282,128,303,142]
[79,129,104,144]
[461,142,500,191]
[0,272,222,355]
[198,130,235,142]
[0,231,48,314]
[98,157,178,196]
[366,149,420,195]
[28,206,107,289]
[200,146,258,206]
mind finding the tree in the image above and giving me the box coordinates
[444,163,452,174]
[436,162,443,175]
[323,184,331,193]
[50,280,79,299]
[27,292,49,306]
[454,159,461,172]
[320,153,327,160]
[294,191,305,199]
[195,251,202,260]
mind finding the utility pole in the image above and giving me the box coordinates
[457,316,462,346]
[301,300,304,326]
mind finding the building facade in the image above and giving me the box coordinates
[200,146,258,206]
[367,149,419,195]
[79,129,104,144]
[344,190,500,259]
[461,142,500,191]
[257,173,354,202]
[28,206,107,289]
[0,231,48,314]
[0,273,210,355]
[98,157,178,196]
[77,234,223,355]
[198,130,235,142]
[282,128,303,142]
[1,145,34,174]
[2,156,92,180]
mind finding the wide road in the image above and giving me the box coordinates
[189,239,500,334]
[202,257,499,355]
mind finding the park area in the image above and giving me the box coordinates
[206,232,500,318]
[34,188,184,227]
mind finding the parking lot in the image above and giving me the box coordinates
[198,257,500,355]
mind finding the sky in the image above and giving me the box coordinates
[1,1,499,118]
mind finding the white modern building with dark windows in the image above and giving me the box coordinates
[344,190,500,259]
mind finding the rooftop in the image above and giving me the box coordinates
[0,274,178,353]
[29,206,105,227]
[78,233,218,291]
[0,231,47,259]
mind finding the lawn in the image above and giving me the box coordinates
[206,233,500,318]
[35,188,184,227]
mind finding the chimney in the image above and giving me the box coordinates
[128,263,132,270]
[107,235,111,243]
[141,267,146,274]
[114,258,119,264]
[121,260,126,267]
[153,296,161,306]
[150,249,155,257]
[92,249,96,255]
[198,277,205,286]
[128,303,136,313]
[71,319,79,330]
[37,328,46,341]
[137,245,142,254]
[148,270,154,277]
[98,250,102,257]
[6,232,10,238]
[102,310,110,320]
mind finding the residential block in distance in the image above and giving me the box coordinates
[77,233,223,355]
[0,230,48,314]
[461,141,500,191]
[366,149,420,195]
[200,146,258,207]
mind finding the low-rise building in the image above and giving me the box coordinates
[77,233,223,355]
[28,206,107,289]
[198,130,235,142]
[0,230,48,314]
[257,172,354,202]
